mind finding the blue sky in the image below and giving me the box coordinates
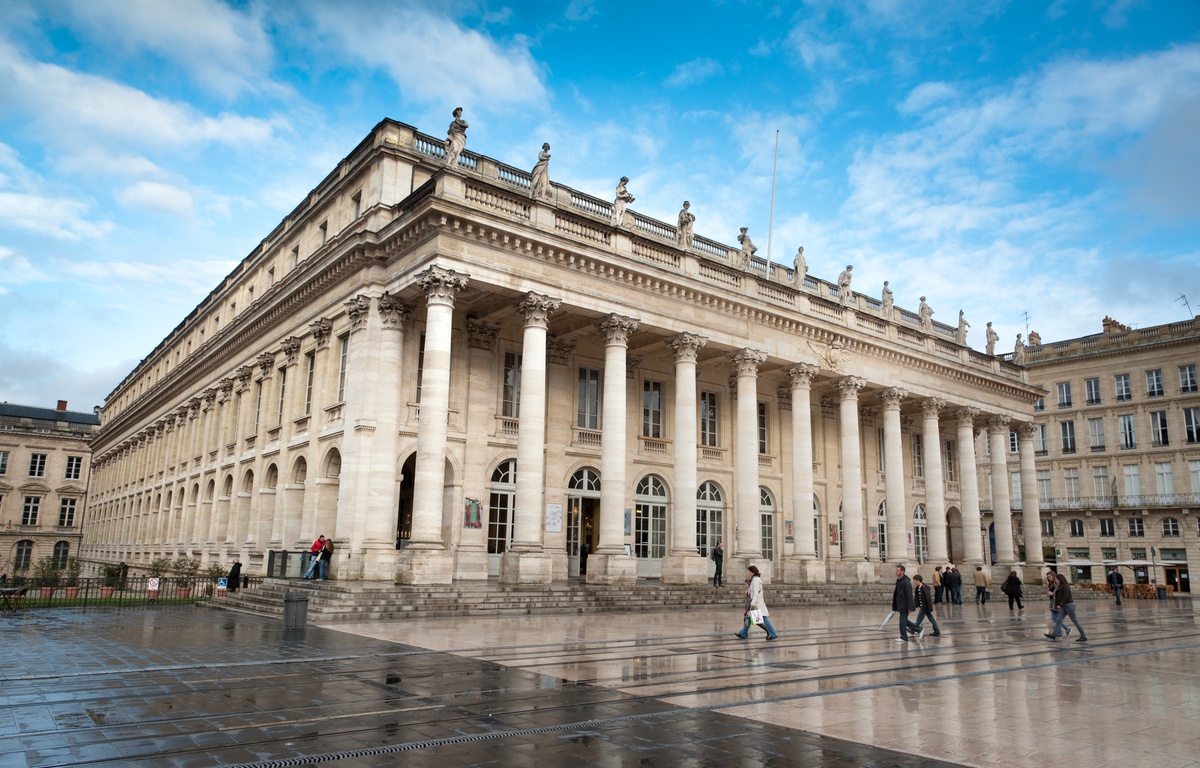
[1,0,1198,412]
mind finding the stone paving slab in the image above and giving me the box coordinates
[1,598,1196,767]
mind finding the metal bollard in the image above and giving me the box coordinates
[283,592,308,629]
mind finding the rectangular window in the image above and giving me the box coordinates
[65,455,83,480]
[291,244,299,268]
[1057,382,1072,408]
[414,334,425,404]
[1115,374,1132,402]
[352,191,363,219]
[1191,460,1200,493]
[1085,377,1101,405]
[1102,547,1117,560]
[1034,424,1048,454]
[1099,518,1115,537]
[577,367,601,429]
[1186,407,1200,444]
[1123,464,1141,496]
[29,453,46,477]
[1146,369,1164,397]
[319,220,328,245]
[1128,517,1145,537]
[944,440,957,482]
[1180,364,1198,393]
[877,427,886,472]
[304,352,315,416]
[1061,421,1076,454]
[1150,411,1169,446]
[1092,466,1110,497]
[0,450,6,475]
[1155,461,1174,494]
[1033,396,1045,412]
[1064,467,1080,501]
[1041,518,1055,537]
[1037,469,1052,503]
[22,496,40,525]
[1088,418,1105,451]
[1119,414,1136,449]
[760,511,775,561]
[911,434,924,478]
[58,498,76,527]
[337,334,350,402]
[642,380,663,438]
[699,391,718,447]
[276,366,287,425]
[503,352,522,419]
[757,402,769,455]
[254,380,263,432]
[1009,430,1019,453]
[1011,472,1022,507]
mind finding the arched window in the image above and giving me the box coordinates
[241,469,254,494]
[324,449,342,479]
[759,487,775,561]
[913,504,929,563]
[292,456,308,484]
[265,464,279,489]
[1163,518,1180,537]
[877,500,888,561]
[696,481,724,556]
[52,541,70,566]
[569,468,601,492]
[14,540,34,571]
[488,460,517,555]
[634,475,668,559]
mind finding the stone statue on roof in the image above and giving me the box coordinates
[880,281,894,318]
[530,143,551,199]
[1013,333,1027,365]
[954,310,970,344]
[837,265,853,306]
[791,246,807,286]
[611,177,634,226]
[676,201,695,249]
[737,227,757,268]
[985,322,999,356]
[445,107,468,167]
[918,296,934,333]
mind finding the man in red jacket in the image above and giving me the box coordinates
[302,536,326,579]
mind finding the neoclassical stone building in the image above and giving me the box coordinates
[83,115,1043,585]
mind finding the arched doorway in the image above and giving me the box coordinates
[566,467,600,577]
[634,474,669,578]
[697,481,724,582]
[759,487,776,562]
[913,503,929,564]
[877,500,888,561]
[487,459,517,576]
[946,506,964,563]
[396,454,415,549]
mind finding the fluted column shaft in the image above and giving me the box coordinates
[921,399,949,562]
[837,377,866,560]
[989,417,1016,565]
[881,388,908,562]
[956,408,984,565]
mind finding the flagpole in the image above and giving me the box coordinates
[766,129,779,263]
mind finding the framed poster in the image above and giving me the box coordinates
[869,526,878,546]
[464,498,482,528]
[829,523,839,546]
[545,503,563,533]
[624,508,632,535]
[784,520,794,543]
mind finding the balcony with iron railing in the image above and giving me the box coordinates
[982,493,1200,512]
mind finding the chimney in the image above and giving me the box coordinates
[57,400,68,412]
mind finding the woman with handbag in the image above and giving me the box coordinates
[1002,570,1024,610]
[733,565,779,641]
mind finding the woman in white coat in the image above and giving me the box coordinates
[733,565,779,640]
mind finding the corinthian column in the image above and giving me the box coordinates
[730,348,767,577]
[398,265,468,584]
[835,376,873,582]
[783,363,823,583]
[956,407,984,566]
[662,332,708,584]
[588,314,639,585]
[921,398,949,562]
[501,292,560,585]
[881,387,909,565]
[988,416,1016,567]
[1017,423,1045,576]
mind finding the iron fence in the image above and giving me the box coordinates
[0,575,264,612]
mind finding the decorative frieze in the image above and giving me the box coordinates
[467,318,500,351]
[546,336,575,365]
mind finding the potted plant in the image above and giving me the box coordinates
[62,557,82,599]
[147,557,173,600]
[174,556,201,598]
[101,563,123,598]
[205,563,225,596]
[32,556,61,599]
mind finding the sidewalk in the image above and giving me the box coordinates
[1,597,1197,767]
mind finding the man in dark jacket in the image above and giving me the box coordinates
[1108,568,1124,605]
[909,574,941,637]
[892,565,917,642]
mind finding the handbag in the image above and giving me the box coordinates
[748,609,764,625]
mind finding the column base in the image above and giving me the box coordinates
[394,546,455,585]
[453,546,489,580]
[831,561,877,584]
[1020,563,1048,584]
[585,553,637,585]
[729,557,773,584]
[499,550,554,585]
[660,553,711,585]
[347,545,400,581]
[780,559,827,584]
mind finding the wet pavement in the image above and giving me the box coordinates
[1,596,1197,767]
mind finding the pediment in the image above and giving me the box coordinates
[56,483,85,496]
[18,482,51,494]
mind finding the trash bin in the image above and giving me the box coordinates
[283,592,308,629]
[1155,586,1168,600]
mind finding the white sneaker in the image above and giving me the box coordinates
[917,627,925,639]
[894,637,907,642]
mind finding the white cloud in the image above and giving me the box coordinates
[56,257,237,291]
[0,245,45,290]
[56,0,276,98]
[115,181,195,216]
[666,58,725,87]
[898,82,957,115]
[564,0,598,22]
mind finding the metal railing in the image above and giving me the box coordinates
[0,575,264,611]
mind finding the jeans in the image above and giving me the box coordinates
[1052,603,1085,638]
[736,613,778,638]
[952,586,963,604]
[909,608,940,636]
[976,586,988,603]
[898,610,911,639]
[1113,585,1122,605]
[314,559,327,581]
[302,554,319,579]
[934,585,944,603]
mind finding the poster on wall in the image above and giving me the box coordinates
[464,498,482,528]
[545,503,563,533]
[785,520,794,543]
[869,526,877,547]
[829,524,839,546]
[906,530,914,551]
[624,508,632,535]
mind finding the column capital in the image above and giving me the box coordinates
[597,314,640,345]
[515,292,561,327]
[378,291,413,331]
[234,365,254,391]
[309,317,333,348]
[187,397,202,418]
[216,377,235,402]
[835,375,866,400]
[880,386,908,410]
[256,351,276,378]
[467,318,500,350]
[988,414,1011,432]
[920,397,946,417]
[201,388,218,410]
[786,362,820,388]
[665,332,708,363]
[729,347,767,377]
[345,294,372,331]
[417,265,469,307]
[1016,422,1039,440]
[280,335,303,365]
[955,406,980,427]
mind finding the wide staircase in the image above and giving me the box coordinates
[209,578,897,623]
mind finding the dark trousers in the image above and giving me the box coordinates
[713,561,723,586]
[934,585,944,603]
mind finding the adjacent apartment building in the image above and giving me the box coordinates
[0,400,100,574]
[985,316,1200,592]
[81,115,1044,586]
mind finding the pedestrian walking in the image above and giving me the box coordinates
[892,565,917,642]
[733,565,779,641]
[1108,568,1124,605]
[974,566,989,604]
[1001,570,1024,610]
[1045,572,1088,642]
[302,535,326,579]
[933,566,944,604]
[711,541,724,588]
[1043,571,1069,637]
[909,574,941,637]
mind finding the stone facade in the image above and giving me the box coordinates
[82,117,1040,586]
[984,317,1200,592]
[0,401,99,574]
